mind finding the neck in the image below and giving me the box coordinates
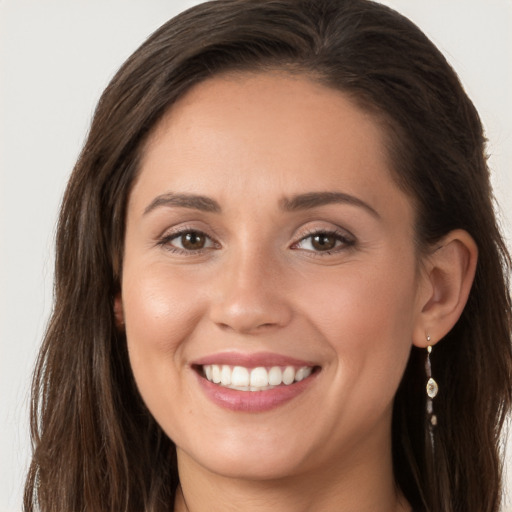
[173,424,411,512]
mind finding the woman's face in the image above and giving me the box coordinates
[120,72,428,481]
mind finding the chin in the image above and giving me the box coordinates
[192,453,307,481]
[176,430,315,481]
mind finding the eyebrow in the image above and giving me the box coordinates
[280,191,380,218]
[144,193,221,215]
[143,191,379,218]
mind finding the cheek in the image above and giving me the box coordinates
[304,256,417,337]
[120,262,208,437]
[123,263,201,354]
[301,257,418,406]
[120,262,206,412]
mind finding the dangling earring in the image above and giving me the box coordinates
[425,336,438,446]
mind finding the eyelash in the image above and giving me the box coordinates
[290,228,356,256]
[156,227,356,256]
[156,228,219,255]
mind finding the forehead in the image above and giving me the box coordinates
[133,71,411,222]
[145,71,389,163]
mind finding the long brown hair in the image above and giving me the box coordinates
[24,1,512,511]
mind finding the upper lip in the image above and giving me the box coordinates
[191,351,318,368]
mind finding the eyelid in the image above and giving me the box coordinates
[156,225,220,254]
[290,226,356,254]
[155,222,356,256]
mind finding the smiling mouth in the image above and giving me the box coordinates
[196,364,318,391]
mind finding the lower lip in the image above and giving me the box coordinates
[195,371,318,413]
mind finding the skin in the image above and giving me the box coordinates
[117,72,477,511]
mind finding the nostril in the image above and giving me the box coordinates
[215,320,279,334]
[257,322,278,330]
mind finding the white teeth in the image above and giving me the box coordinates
[201,364,313,391]
[212,365,221,384]
[268,366,282,386]
[282,366,295,385]
[220,365,231,386]
[231,366,250,387]
[295,367,308,382]
[250,367,268,387]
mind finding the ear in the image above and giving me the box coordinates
[413,229,478,348]
[114,292,125,331]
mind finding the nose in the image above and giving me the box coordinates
[208,249,293,335]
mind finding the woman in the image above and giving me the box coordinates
[24,0,512,511]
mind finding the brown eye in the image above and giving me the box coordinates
[311,234,337,251]
[181,232,206,250]
[293,229,355,254]
[160,230,216,253]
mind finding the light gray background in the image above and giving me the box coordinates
[1,1,511,511]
